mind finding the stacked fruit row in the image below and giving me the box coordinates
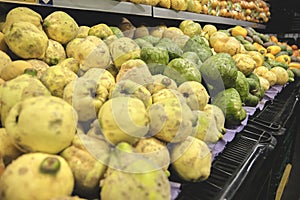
[0,6,297,200]
[120,0,271,23]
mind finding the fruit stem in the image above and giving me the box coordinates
[40,157,61,174]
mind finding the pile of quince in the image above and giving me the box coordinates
[0,7,228,200]
[0,6,298,200]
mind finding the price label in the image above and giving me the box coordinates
[39,0,53,4]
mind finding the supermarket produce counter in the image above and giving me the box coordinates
[0,1,299,200]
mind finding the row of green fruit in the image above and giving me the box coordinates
[0,6,297,200]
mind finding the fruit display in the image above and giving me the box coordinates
[120,0,271,23]
[0,5,299,200]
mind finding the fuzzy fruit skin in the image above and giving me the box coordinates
[2,7,43,34]
[100,142,171,200]
[60,133,110,198]
[178,81,210,111]
[5,96,78,154]
[0,50,11,73]
[43,11,79,44]
[171,136,212,182]
[109,79,152,108]
[43,39,66,66]
[4,21,48,59]
[193,110,223,144]
[0,60,33,81]
[40,65,78,98]
[134,137,171,171]
[0,128,22,165]
[66,36,111,72]
[148,97,196,143]
[63,78,108,123]
[0,152,74,200]
[109,37,141,68]
[98,96,149,145]
[203,104,226,134]
[152,74,177,94]
[0,74,51,126]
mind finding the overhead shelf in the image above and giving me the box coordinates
[0,0,266,29]
[53,0,152,16]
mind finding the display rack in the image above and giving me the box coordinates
[0,0,266,29]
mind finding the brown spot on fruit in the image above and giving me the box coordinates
[18,167,28,175]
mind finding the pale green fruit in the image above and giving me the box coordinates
[0,50,11,73]
[178,81,210,111]
[100,142,171,200]
[151,88,186,104]
[203,104,226,134]
[193,110,223,144]
[151,74,177,94]
[116,59,154,93]
[57,57,80,74]
[63,77,109,122]
[60,133,110,198]
[4,21,48,59]
[109,37,140,68]
[0,152,74,200]
[116,58,147,82]
[82,68,116,92]
[148,97,196,143]
[88,23,114,39]
[40,65,78,98]
[98,97,149,145]
[109,79,152,108]
[0,74,51,126]
[134,137,170,171]
[76,25,90,38]
[5,96,78,154]
[2,7,43,33]
[43,11,79,44]
[26,59,50,79]
[171,136,212,182]
[63,68,116,122]
[66,36,111,72]
[43,39,66,66]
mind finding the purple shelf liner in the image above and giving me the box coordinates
[171,84,286,200]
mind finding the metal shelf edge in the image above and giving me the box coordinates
[52,0,152,16]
